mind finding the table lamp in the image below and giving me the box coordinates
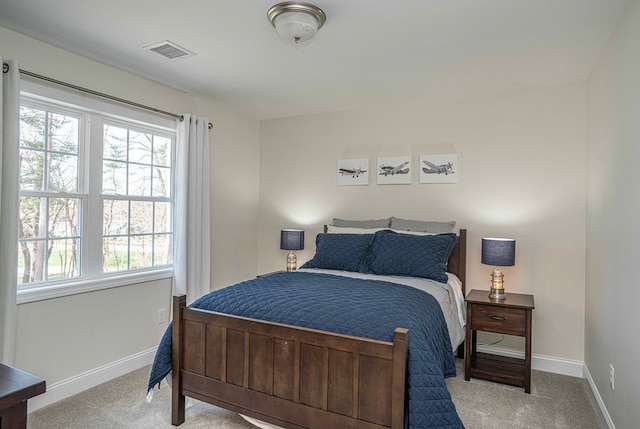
[481,237,516,300]
[280,229,304,271]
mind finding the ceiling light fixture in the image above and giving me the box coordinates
[267,1,326,47]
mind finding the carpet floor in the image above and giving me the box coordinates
[27,359,605,429]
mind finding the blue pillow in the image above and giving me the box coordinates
[363,230,456,283]
[301,233,373,272]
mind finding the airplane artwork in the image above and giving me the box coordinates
[419,154,458,184]
[422,160,455,175]
[337,158,369,186]
[338,167,367,178]
[378,161,410,176]
[377,156,412,184]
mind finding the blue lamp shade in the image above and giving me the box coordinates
[481,238,515,267]
[280,229,305,251]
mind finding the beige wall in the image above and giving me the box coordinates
[15,279,172,383]
[259,86,587,361]
[586,0,640,427]
[2,26,261,385]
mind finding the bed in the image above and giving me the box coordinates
[148,224,467,429]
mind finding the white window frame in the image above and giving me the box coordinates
[17,81,175,304]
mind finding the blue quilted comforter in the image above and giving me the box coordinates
[148,271,463,428]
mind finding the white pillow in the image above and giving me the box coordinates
[390,229,436,236]
[326,225,386,234]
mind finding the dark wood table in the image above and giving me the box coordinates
[0,364,46,428]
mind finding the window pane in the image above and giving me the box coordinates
[103,160,127,194]
[20,149,45,191]
[103,199,129,236]
[154,136,171,167]
[103,236,128,272]
[154,202,172,233]
[128,163,152,196]
[46,238,80,281]
[104,125,128,161]
[130,235,153,269]
[129,131,152,165]
[130,201,153,234]
[152,166,171,197]
[153,234,171,266]
[19,197,44,240]
[49,198,80,237]
[49,153,79,192]
[20,106,45,150]
[18,240,48,284]
[17,246,30,285]
[49,113,79,153]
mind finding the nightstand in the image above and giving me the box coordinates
[464,289,535,393]
[0,364,46,428]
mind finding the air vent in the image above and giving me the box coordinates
[144,40,195,60]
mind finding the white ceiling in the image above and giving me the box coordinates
[0,0,628,120]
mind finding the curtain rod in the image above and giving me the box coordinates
[3,62,212,129]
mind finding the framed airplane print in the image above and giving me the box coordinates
[337,158,369,186]
[377,156,411,185]
[419,154,457,184]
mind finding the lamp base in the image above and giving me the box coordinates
[286,252,297,272]
[489,287,506,300]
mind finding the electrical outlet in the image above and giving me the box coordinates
[609,364,615,390]
[157,309,166,324]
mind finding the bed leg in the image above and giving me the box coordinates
[171,386,185,426]
[456,344,464,359]
[391,328,409,429]
[172,295,187,426]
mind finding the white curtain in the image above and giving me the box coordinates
[0,58,20,365]
[174,114,211,304]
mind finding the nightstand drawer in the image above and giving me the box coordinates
[470,304,526,336]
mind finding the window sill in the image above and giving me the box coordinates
[17,268,173,304]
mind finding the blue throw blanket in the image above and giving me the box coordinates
[148,272,463,428]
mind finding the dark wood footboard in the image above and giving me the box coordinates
[171,294,409,429]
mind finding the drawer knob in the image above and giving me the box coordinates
[490,315,506,321]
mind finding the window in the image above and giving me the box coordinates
[18,102,83,284]
[102,122,173,272]
[17,87,175,299]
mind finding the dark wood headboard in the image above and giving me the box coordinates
[321,226,467,294]
[449,229,467,294]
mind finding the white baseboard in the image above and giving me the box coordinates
[476,344,584,377]
[531,353,584,378]
[27,347,156,413]
[583,365,616,429]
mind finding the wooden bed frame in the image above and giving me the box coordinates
[171,229,466,428]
